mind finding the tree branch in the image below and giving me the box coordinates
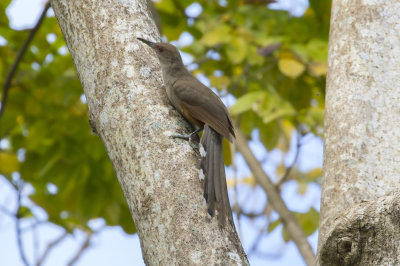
[15,181,30,266]
[0,2,50,118]
[234,128,315,265]
[249,221,271,255]
[36,232,68,266]
[67,231,92,266]
[276,129,302,187]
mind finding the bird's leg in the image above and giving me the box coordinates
[171,128,202,149]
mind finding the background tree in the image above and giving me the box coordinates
[0,0,329,265]
[318,1,400,265]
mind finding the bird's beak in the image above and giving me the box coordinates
[137,37,157,50]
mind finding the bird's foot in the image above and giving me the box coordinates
[171,128,202,150]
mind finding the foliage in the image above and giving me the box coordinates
[0,0,330,256]
[0,1,134,234]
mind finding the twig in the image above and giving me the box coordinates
[67,231,92,266]
[32,218,40,265]
[239,209,266,219]
[15,181,30,266]
[253,250,283,260]
[276,129,302,187]
[22,220,47,232]
[0,2,51,117]
[235,202,269,255]
[234,128,315,265]
[36,232,68,266]
[249,221,269,255]
[0,205,14,217]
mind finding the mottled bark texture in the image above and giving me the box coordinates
[320,191,400,265]
[318,1,400,265]
[51,0,248,265]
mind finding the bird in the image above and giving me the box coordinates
[137,37,235,226]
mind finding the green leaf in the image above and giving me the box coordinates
[290,39,328,62]
[305,168,322,182]
[282,208,320,242]
[155,0,176,13]
[0,0,12,26]
[268,219,281,232]
[259,119,280,150]
[17,206,33,218]
[209,75,230,91]
[226,37,247,64]
[0,152,19,174]
[296,208,319,237]
[200,24,232,46]
[278,58,305,78]
[254,87,296,124]
[259,100,296,124]
[230,91,266,116]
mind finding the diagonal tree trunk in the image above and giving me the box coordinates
[50,0,248,264]
[318,1,400,265]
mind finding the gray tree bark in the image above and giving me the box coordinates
[50,0,248,265]
[318,1,400,265]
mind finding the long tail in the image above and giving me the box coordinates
[201,125,234,226]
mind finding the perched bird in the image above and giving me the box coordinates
[137,38,235,226]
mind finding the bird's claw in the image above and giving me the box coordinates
[171,131,200,150]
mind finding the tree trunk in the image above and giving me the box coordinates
[50,0,248,264]
[318,1,400,265]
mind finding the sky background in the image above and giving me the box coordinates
[0,0,322,265]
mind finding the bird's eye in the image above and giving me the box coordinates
[157,46,164,52]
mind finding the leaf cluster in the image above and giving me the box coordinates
[0,1,134,234]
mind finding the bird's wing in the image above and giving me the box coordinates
[173,78,234,141]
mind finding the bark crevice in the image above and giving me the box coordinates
[320,190,400,266]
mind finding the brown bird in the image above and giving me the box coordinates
[137,37,235,226]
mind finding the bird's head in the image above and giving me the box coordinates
[137,38,182,66]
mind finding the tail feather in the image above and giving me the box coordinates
[206,136,215,216]
[201,125,234,226]
[213,141,223,220]
[201,130,210,201]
